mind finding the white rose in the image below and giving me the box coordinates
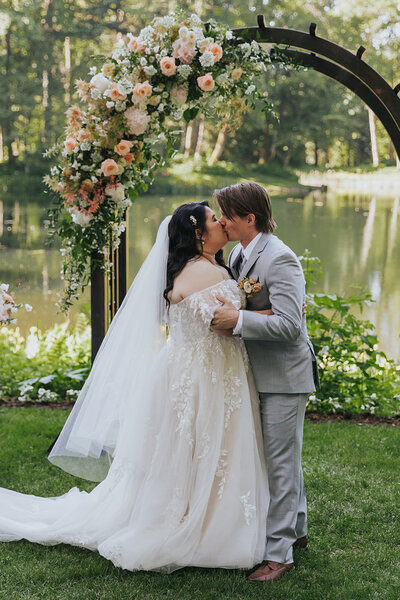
[105,183,125,203]
[244,281,252,294]
[90,73,111,93]
[70,208,93,228]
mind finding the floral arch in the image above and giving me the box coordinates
[43,12,400,360]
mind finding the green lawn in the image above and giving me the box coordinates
[0,408,399,600]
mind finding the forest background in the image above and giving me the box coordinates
[1,0,399,173]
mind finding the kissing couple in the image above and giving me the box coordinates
[0,181,318,582]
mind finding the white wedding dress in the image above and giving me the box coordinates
[0,278,268,572]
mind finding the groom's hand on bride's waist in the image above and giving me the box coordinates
[210,295,240,331]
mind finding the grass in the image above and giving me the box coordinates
[0,407,399,600]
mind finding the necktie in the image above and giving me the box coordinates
[236,249,244,274]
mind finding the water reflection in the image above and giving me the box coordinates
[0,187,399,360]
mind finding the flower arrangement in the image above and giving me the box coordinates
[44,11,275,311]
[0,283,32,324]
[238,276,262,298]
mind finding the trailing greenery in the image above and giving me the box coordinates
[0,315,90,403]
[0,409,399,600]
[301,252,400,417]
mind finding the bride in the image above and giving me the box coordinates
[0,200,269,572]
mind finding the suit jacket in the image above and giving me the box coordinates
[229,233,319,394]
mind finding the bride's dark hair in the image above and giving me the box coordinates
[163,201,227,307]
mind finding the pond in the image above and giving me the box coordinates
[0,179,399,361]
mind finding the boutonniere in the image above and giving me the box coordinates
[238,277,262,298]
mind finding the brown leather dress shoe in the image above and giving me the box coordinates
[248,560,294,582]
[293,535,308,549]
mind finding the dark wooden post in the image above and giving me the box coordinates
[90,211,129,363]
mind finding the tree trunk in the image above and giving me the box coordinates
[368,108,379,167]
[193,114,205,162]
[42,1,55,144]
[183,122,194,159]
[4,28,15,166]
[64,36,71,105]
[208,124,228,166]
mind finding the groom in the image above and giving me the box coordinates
[211,181,319,582]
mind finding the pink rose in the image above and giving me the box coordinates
[124,107,150,136]
[172,40,196,64]
[114,139,133,156]
[133,81,153,100]
[101,158,120,176]
[204,42,223,62]
[128,37,145,53]
[64,137,78,152]
[197,73,215,92]
[109,82,127,101]
[170,83,188,106]
[160,56,177,77]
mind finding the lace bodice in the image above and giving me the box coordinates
[168,278,245,341]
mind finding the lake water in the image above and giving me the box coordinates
[1,182,399,360]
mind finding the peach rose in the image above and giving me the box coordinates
[172,40,196,64]
[114,139,133,156]
[133,81,153,100]
[204,42,223,62]
[128,36,145,53]
[231,67,243,81]
[101,158,120,176]
[64,137,78,152]
[160,56,177,77]
[77,129,92,142]
[197,73,215,92]
[109,82,127,101]
[252,283,262,293]
[124,153,135,165]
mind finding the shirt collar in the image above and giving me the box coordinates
[240,232,262,261]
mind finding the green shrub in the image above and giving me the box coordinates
[301,251,400,416]
[0,314,90,403]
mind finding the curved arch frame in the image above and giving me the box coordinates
[90,18,400,360]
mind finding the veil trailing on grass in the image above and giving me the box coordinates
[48,216,171,482]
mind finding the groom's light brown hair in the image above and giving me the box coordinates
[214,181,276,234]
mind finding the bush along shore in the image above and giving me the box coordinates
[1,254,399,418]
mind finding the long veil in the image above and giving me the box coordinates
[49,216,171,482]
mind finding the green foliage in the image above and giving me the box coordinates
[301,251,400,416]
[0,315,90,403]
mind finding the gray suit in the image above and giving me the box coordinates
[229,232,319,564]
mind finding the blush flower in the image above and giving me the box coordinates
[133,81,153,101]
[109,82,127,101]
[128,36,146,53]
[101,158,120,176]
[231,67,243,80]
[160,56,177,77]
[64,137,78,152]
[197,73,215,92]
[124,153,135,164]
[172,40,196,64]
[204,42,223,62]
[114,139,133,156]
[124,107,150,135]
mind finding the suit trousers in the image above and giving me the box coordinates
[259,392,308,564]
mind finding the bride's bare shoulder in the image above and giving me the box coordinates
[169,259,230,304]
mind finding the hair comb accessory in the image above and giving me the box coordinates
[189,215,197,226]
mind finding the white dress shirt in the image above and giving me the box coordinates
[232,232,262,335]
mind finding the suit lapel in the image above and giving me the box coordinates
[239,233,272,280]
[229,245,242,279]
